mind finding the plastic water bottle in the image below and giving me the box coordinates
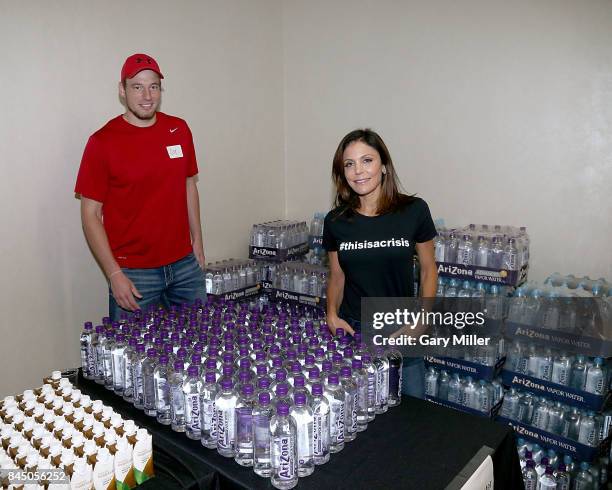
[142,348,158,416]
[562,407,581,440]
[570,355,587,390]
[551,353,571,386]
[351,360,369,431]
[585,357,605,394]
[476,380,491,414]
[373,349,389,414]
[531,397,550,430]
[446,231,459,263]
[386,348,403,407]
[215,379,238,457]
[253,392,274,477]
[111,333,127,395]
[102,331,116,389]
[475,235,489,267]
[578,411,597,447]
[424,367,439,398]
[290,392,314,477]
[131,343,146,410]
[522,460,538,490]
[168,360,186,432]
[310,383,330,465]
[437,370,450,400]
[339,367,358,442]
[501,388,520,419]
[535,456,549,478]
[503,237,519,271]
[324,373,346,453]
[184,365,203,440]
[537,466,557,489]
[234,384,256,466]
[80,322,94,379]
[361,353,377,422]
[121,338,137,402]
[536,349,553,382]
[154,355,171,425]
[546,402,564,435]
[461,376,477,409]
[270,402,298,490]
[200,371,219,448]
[434,234,445,262]
[553,463,571,490]
[457,234,474,265]
[447,373,462,403]
[574,462,594,489]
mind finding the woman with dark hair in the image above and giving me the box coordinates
[322,128,438,396]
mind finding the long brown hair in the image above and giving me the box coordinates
[332,128,415,216]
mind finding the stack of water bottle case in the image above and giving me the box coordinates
[1,372,153,490]
[79,296,404,489]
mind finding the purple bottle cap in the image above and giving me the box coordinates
[180,338,190,348]
[272,358,283,368]
[193,343,203,354]
[176,347,188,360]
[221,379,233,390]
[256,365,268,376]
[239,371,251,382]
[304,355,315,365]
[314,348,325,358]
[332,353,343,363]
[205,358,217,370]
[270,345,280,355]
[524,451,532,459]
[222,365,234,376]
[128,338,137,347]
[252,341,263,351]
[276,383,289,397]
[258,392,271,405]
[163,343,173,355]
[173,361,184,372]
[107,331,116,340]
[354,332,362,343]
[294,375,305,388]
[344,347,354,358]
[255,351,267,362]
[541,457,549,466]
[340,367,352,378]
[136,343,145,353]
[275,370,287,381]
[362,353,371,363]
[223,343,234,352]
[352,359,363,370]
[158,355,169,365]
[298,344,308,354]
[545,466,554,475]
[223,353,234,364]
[285,350,296,361]
[312,383,323,396]
[294,393,306,406]
[191,354,202,364]
[558,463,566,472]
[276,402,289,416]
[258,378,271,389]
[336,328,345,337]
[95,325,105,333]
[328,373,339,385]
[239,359,251,370]
[322,360,333,372]
[187,365,199,377]
[291,363,302,374]
[308,368,320,380]
[525,460,535,469]
[326,341,336,351]
[241,384,254,396]
[146,348,157,358]
[84,321,93,330]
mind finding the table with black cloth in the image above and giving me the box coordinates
[76,374,523,490]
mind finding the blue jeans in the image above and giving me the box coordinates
[109,252,206,321]
[343,316,425,399]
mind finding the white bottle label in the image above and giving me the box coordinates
[185,394,200,431]
[202,399,215,431]
[330,399,345,443]
[313,411,329,456]
[273,435,296,480]
[216,408,235,450]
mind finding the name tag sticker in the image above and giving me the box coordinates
[166,145,183,159]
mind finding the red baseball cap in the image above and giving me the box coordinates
[121,53,164,81]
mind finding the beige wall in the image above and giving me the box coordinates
[283,0,612,283]
[2,0,612,397]
[0,0,284,396]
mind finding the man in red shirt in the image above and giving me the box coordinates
[75,53,206,320]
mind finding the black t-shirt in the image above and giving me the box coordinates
[323,197,437,321]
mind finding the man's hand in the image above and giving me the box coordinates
[193,244,205,269]
[327,315,355,337]
[110,272,143,311]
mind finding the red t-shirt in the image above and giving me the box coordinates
[75,112,198,268]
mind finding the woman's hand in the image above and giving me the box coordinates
[327,314,355,337]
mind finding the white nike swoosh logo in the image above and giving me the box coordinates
[170,128,178,133]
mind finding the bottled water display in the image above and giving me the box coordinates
[505,341,610,394]
[259,261,328,298]
[507,278,611,333]
[500,388,611,446]
[204,258,262,295]
[250,220,309,250]
[309,212,324,238]
[434,224,530,271]
[516,438,610,490]
[423,367,504,414]
[76,295,403,485]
